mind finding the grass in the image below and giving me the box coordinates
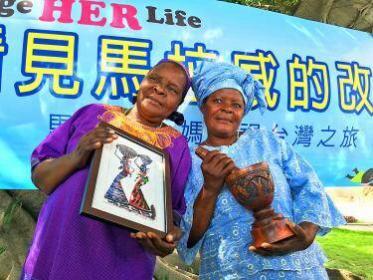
[0,245,6,256]
[317,228,373,279]
[1,198,22,232]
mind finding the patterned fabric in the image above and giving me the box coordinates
[104,173,129,206]
[22,103,191,280]
[129,173,150,210]
[192,61,267,115]
[130,187,150,210]
[177,127,345,280]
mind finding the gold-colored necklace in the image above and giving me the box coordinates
[125,110,164,130]
[100,105,180,149]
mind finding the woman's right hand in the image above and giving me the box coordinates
[200,150,236,196]
[70,123,118,169]
[33,122,118,194]
[187,150,236,248]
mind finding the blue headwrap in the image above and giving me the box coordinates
[192,61,267,115]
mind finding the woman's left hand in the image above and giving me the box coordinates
[249,221,319,256]
[130,226,182,257]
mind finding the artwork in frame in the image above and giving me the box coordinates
[81,122,173,237]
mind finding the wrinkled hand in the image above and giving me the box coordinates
[249,221,319,256]
[70,122,118,169]
[130,226,182,257]
[200,150,236,196]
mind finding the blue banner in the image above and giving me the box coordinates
[0,0,372,189]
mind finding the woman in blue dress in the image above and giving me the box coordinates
[177,61,345,279]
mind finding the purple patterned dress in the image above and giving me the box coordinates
[21,104,191,280]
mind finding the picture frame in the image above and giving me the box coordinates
[81,122,173,237]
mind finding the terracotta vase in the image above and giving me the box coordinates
[196,146,294,248]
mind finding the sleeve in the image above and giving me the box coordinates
[169,137,192,225]
[177,167,205,265]
[30,104,96,171]
[280,138,346,235]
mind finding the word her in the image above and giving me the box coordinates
[39,0,142,30]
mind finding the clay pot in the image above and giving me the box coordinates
[196,146,294,248]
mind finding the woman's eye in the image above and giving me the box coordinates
[233,103,242,109]
[147,75,158,82]
[214,98,222,104]
[167,86,178,94]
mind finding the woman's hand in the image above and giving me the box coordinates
[249,221,319,256]
[70,123,118,169]
[186,151,236,248]
[201,150,236,196]
[130,226,182,257]
[32,122,118,194]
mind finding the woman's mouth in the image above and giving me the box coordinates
[216,118,232,124]
[146,97,162,107]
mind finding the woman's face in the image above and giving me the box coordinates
[202,88,245,139]
[136,62,187,122]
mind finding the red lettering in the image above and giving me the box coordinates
[38,1,144,30]
[39,0,74,23]
[77,0,106,26]
[110,4,142,30]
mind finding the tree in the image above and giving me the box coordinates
[222,0,373,33]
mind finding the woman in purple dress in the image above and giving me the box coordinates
[21,59,192,280]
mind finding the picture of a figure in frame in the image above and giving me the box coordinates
[104,144,156,220]
[104,144,137,207]
[129,154,156,219]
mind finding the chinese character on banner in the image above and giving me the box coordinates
[317,126,336,147]
[292,125,314,147]
[272,123,288,139]
[50,114,71,131]
[181,120,203,144]
[165,41,219,104]
[239,123,249,134]
[0,25,8,92]
[340,126,359,148]
[165,41,219,74]
[336,61,372,115]
[249,123,260,130]
[15,30,83,98]
[287,55,330,112]
[92,36,152,100]
[232,50,280,110]
[239,123,260,134]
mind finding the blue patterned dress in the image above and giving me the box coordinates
[177,128,345,280]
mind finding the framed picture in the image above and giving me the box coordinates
[81,122,173,237]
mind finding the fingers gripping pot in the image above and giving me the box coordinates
[195,146,295,248]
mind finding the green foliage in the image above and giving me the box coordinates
[155,274,169,280]
[220,0,300,15]
[1,198,22,232]
[0,245,6,256]
[317,229,373,279]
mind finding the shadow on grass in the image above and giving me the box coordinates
[317,228,373,279]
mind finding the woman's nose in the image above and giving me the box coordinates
[221,104,233,113]
[153,83,166,95]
